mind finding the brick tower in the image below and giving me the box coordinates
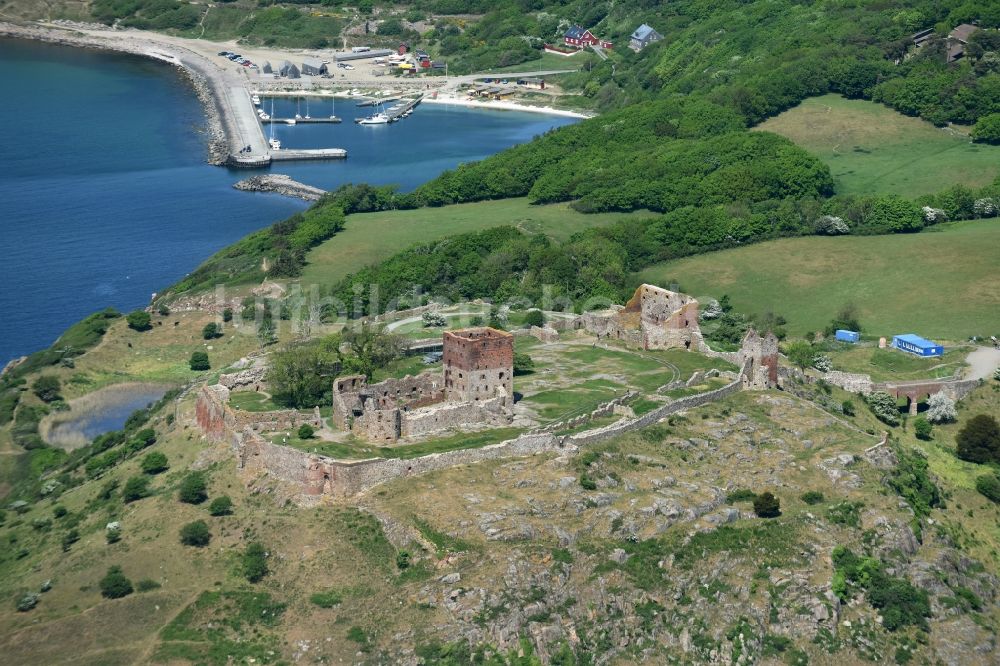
[443,327,514,405]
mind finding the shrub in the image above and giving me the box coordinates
[579,474,597,491]
[801,491,825,505]
[841,400,855,416]
[17,593,39,612]
[140,451,169,474]
[913,417,932,441]
[61,529,80,552]
[421,311,446,327]
[297,423,315,440]
[208,495,233,516]
[32,375,62,403]
[99,566,134,598]
[157,303,170,316]
[179,520,211,547]
[926,393,956,424]
[310,590,342,608]
[956,414,1000,464]
[975,474,1000,504]
[827,501,864,527]
[178,472,208,504]
[812,354,832,372]
[122,476,151,503]
[202,322,220,339]
[222,308,233,322]
[887,445,942,519]
[242,542,269,582]
[971,113,1000,144]
[396,550,411,570]
[52,505,68,518]
[866,391,900,426]
[106,522,122,544]
[513,352,534,375]
[753,492,781,518]
[189,351,210,371]
[726,489,757,503]
[126,310,151,331]
[136,579,161,592]
[524,309,544,328]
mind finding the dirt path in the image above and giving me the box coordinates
[965,346,1000,380]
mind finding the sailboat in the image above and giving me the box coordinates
[330,96,336,119]
[268,99,281,150]
[295,97,302,120]
[304,97,311,120]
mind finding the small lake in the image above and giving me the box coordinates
[0,38,577,365]
[44,384,171,448]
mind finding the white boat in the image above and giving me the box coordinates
[358,113,389,125]
[251,94,261,105]
[286,118,297,125]
[260,113,270,120]
[304,98,311,120]
[269,137,281,150]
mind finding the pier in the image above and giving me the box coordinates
[262,116,342,124]
[269,148,347,162]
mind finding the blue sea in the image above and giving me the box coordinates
[0,38,575,365]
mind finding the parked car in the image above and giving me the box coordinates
[218,51,231,57]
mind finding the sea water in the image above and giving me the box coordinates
[0,38,575,364]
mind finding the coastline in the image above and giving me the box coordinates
[0,21,231,164]
[422,94,589,118]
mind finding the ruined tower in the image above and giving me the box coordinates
[443,327,514,405]
[739,328,780,390]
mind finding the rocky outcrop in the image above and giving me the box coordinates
[233,175,326,202]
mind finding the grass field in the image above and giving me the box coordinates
[756,94,1000,198]
[640,219,1000,339]
[825,346,970,382]
[299,198,647,286]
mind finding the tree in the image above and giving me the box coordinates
[513,352,534,376]
[202,322,221,339]
[866,195,923,233]
[140,451,169,474]
[926,392,957,423]
[178,472,208,504]
[298,424,315,440]
[242,542,269,582]
[976,474,1000,503]
[753,491,781,518]
[32,375,62,403]
[524,309,545,328]
[867,391,900,426]
[126,310,152,331]
[209,496,234,516]
[784,340,814,370]
[971,113,1000,144]
[179,520,211,547]
[913,417,932,441]
[956,414,1000,464]
[189,351,210,371]
[122,476,150,503]
[340,323,404,379]
[267,339,340,408]
[99,566,134,598]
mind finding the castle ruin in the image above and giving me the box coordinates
[331,327,515,443]
[581,284,703,351]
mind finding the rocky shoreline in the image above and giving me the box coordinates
[233,174,326,202]
[0,20,229,164]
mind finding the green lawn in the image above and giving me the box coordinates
[639,219,1000,339]
[756,94,1000,198]
[299,198,647,286]
[825,346,970,382]
[228,391,282,413]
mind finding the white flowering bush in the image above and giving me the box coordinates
[867,391,900,426]
[813,355,833,372]
[921,206,947,224]
[421,311,446,328]
[815,215,850,235]
[106,521,122,544]
[701,299,723,320]
[973,198,998,217]
[927,392,957,423]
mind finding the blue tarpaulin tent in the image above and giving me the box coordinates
[835,330,860,343]
[892,334,943,357]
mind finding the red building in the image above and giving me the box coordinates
[564,25,612,49]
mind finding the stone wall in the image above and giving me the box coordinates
[580,284,703,351]
[219,363,268,392]
[533,391,638,434]
[402,396,511,438]
[823,371,874,394]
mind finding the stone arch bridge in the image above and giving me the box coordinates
[874,377,979,415]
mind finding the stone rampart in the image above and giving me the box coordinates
[822,371,874,394]
[219,364,268,392]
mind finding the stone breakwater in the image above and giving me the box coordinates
[0,21,229,164]
[233,175,327,202]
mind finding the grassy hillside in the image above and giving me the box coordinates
[299,198,648,286]
[639,219,1000,338]
[757,94,1000,198]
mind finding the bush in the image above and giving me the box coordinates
[61,529,80,552]
[122,476,151,503]
[801,491,825,505]
[726,489,757,503]
[140,451,169,474]
[926,393,956,424]
[136,579,161,592]
[178,472,208,504]
[222,307,233,322]
[867,391,900,426]
[841,400,855,416]
[189,351,210,371]
[32,375,62,403]
[179,520,211,547]
[16,593,39,612]
[753,492,781,518]
[209,495,233,516]
[310,590,342,608]
[971,113,1000,144]
[242,542,269,582]
[513,352,534,375]
[579,474,597,491]
[106,522,122,544]
[913,417,932,441]
[202,322,221,339]
[421,311,446,327]
[956,414,1000,464]
[297,424,315,440]
[99,566,134,599]
[53,505,68,518]
[396,550,411,570]
[126,310,151,331]
[524,309,544,328]
[826,501,864,527]
[975,474,1000,504]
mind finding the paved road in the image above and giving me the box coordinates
[965,346,1000,380]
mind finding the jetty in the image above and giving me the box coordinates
[386,95,422,121]
[233,174,326,201]
[261,117,342,124]
[269,148,347,162]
